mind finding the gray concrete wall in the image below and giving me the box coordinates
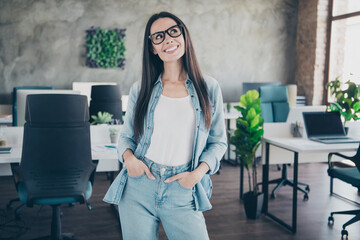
[0,0,298,104]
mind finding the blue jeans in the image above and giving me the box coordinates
[118,157,209,240]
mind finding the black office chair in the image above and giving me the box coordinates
[89,85,123,124]
[260,85,310,200]
[10,94,98,240]
[327,145,360,239]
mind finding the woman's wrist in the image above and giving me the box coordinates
[123,149,134,163]
[192,162,210,182]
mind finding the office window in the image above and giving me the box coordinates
[332,0,360,16]
[328,0,360,85]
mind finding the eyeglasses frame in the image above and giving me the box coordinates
[148,24,183,45]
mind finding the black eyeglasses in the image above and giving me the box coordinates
[148,25,183,45]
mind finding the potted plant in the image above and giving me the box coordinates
[230,90,264,219]
[326,78,360,132]
[109,127,120,144]
[90,111,114,125]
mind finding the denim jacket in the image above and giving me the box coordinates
[103,74,227,211]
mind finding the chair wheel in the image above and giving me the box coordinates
[86,202,93,211]
[305,186,310,192]
[328,216,334,224]
[270,193,276,199]
[303,194,309,201]
[341,229,348,239]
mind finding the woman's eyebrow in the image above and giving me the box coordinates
[151,25,177,35]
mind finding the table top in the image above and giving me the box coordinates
[263,136,359,153]
[0,144,118,164]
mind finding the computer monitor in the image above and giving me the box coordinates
[16,89,80,126]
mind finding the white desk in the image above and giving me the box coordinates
[262,135,359,233]
[0,125,121,176]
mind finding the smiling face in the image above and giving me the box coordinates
[150,17,185,64]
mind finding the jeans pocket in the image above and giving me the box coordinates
[175,180,193,191]
[127,173,145,180]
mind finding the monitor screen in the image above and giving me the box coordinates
[303,111,345,137]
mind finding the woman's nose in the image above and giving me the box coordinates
[164,34,174,44]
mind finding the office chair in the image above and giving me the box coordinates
[259,85,310,200]
[12,86,53,126]
[89,85,123,124]
[10,94,98,240]
[7,86,54,216]
[327,145,360,239]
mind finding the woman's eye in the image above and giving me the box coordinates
[155,34,163,40]
[170,29,178,34]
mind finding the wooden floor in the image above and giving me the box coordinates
[1,162,360,240]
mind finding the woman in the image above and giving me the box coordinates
[104,12,227,240]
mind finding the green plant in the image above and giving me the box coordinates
[109,127,119,135]
[230,90,264,195]
[86,27,126,69]
[326,78,360,126]
[91,111,114,125]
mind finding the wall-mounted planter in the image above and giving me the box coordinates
[86,27,126,69]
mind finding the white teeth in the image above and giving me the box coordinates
[165,46,177,52]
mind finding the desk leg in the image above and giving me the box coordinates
[240,161,244,200]
[292,152,298,233]
[263,142,297,234]
[263,142,269,213]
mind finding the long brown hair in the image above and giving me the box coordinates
[134,12,211,141]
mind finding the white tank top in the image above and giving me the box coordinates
[145,94,195,166]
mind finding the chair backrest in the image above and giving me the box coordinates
[20,94,93,206]
[89,85,123,124]
[15,89,80,126]
[259,85,290,123]
[13,86,53,126]
[72,81,117,105]
[242,82,281,95]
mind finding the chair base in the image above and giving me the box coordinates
[328,210,360,239]
[7,198,25,219]
[268,164,310,200]
[31,205,78,240]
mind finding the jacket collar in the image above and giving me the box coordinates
[154,73,193,87]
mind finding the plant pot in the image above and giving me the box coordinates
[243,191,264,219]
[110,133,119,144]
[344,126,349,135]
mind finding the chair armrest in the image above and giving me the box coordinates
[10,163,23,186]
[89,160,99,185]
[328,152,357,168]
